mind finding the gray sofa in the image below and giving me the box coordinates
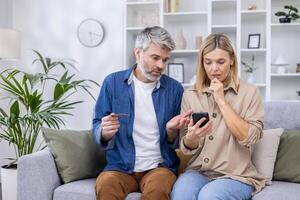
[17,101,300,200]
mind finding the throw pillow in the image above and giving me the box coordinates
[42,128,106,183]
[273,131,300,183]
[252,128,284,185]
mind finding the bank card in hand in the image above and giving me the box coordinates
[110,113,129,118]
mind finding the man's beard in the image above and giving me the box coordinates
[138,54,162,82]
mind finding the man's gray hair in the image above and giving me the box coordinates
[135,26,176,51]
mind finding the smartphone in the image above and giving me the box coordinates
[192,112,209,128]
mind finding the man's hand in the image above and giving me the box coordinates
[101,113,120,142]
[166,110,192,142]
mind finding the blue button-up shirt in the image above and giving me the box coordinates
[92,66,184,173]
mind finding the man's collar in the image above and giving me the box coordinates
[123,64,164,89]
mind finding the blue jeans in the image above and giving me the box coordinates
[171,170,254,200]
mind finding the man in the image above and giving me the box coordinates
[92,26,190,200]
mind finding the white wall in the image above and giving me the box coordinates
[0,0,124,174]
[0,0,16,175]
[0,0,12,27]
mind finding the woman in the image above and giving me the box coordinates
[171,33,266,200]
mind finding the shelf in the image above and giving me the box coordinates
[182,83,194,87]
[241,49,267,55]
[271,23,300,27]
[172,49,199,55]
[241,48,267,52]
[164,11,208,16]
[271,73,300,77]
[212,0,236,2]
[241,10,267,14]
[126,1,159,5]
[124,0,300,101]
[254,83,267,87]
[126,27,145,34]
[211,25,237,33]
[271,23,300,31]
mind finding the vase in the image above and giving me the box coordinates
[169,0,180,12]
[1,165,17,200]
[246,73,255,83]
[175,29,187,50]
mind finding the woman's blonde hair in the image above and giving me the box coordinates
[195,33,239,92]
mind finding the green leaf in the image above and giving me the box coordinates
[54,83,64,100]
[10,101,20,117]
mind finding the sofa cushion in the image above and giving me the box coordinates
[53,178,141,200]
[42,128,106,183]
[252,128,283,185]
[253,181,300,200]
[273,131,300,183]
[54,179,96,200]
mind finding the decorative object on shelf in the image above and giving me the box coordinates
[296,63,300,73]
[271,55,289,74]
[275,5,300,23]
[248,4,257,10]
[168,0,180,12]
[168,63,184,83]
[195,36,203,49]
[297,91,300,97]
[175,29,187,50]
[247,34,261,49]
[241,55,257,83]
[77,18,105,48]
[0,28,21,60]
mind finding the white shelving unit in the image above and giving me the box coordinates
[124,0,300,101]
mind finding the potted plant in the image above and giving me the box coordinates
[275,5,300,23]
[0,50,98,199]
[241,55,257,83]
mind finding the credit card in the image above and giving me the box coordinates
[110,113,129,118]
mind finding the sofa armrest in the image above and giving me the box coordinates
[17,148,61,200]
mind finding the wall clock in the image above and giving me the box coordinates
[77,18,105,48]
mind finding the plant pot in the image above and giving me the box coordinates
[246,73,256,83]
[279,17,291,23]
[1,164,17,200]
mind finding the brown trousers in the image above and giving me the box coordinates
[95,167,176,200]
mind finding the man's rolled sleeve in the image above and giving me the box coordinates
[92,75,114,149]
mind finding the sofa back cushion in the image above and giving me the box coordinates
[273,131,300,183]
[264,101,300,130]
[252,128,283,185]
[42,128,106,183]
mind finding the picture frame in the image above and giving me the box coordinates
[247,34,261,49]
[168,63,184,83]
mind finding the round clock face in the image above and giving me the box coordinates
[77,18,105,48]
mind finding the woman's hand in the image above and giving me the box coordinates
[183,117,212,149]
[209,78,225,105]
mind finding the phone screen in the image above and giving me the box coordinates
[192,112,209,128]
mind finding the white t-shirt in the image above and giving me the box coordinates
[132,75,164,172]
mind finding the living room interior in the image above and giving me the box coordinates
[0,0,300,200]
